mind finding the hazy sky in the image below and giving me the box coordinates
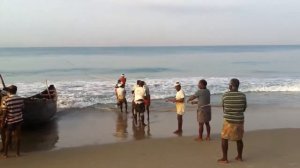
[0,0,300,47]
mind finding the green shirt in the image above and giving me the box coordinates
[222,91,247,123]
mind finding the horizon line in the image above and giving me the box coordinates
[1,44,300,49]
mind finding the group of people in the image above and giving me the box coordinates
[169,78,247,163]
[115,74,151,126]
[116,75,247,163]
[0,85,24,158]
[0,74,247,163]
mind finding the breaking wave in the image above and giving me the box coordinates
[14,77,300,109]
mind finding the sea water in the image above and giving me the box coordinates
[1,45,300,108]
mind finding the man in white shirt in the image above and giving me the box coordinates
[166,82,185,134]
[134,81,146,126]
[131,80,141,117]
[116,84,127,113]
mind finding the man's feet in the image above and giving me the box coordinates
[235,156,243,162]
[217,158,229,164]
[2,154,8,159]
[205,136,211,141]
[173,130,182,134]
[194,137,203,142]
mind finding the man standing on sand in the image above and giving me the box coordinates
[167,82,185,134]
[218,78,247,163]
[0,88,9,153]
[187,79,211,141]
[1,85,24,158]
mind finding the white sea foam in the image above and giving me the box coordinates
[14,77,300,109]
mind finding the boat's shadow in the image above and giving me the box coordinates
[20,119,59,153]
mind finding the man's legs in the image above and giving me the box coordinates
[0,127,5,152]
[3,128,12,158]
[218,138,229,163]
[236,140,243,161]
[15,124,22,157]
[119,101,123,112]
[205,122,211,140]
[140,113,146,126]
[146,105,150,121]
[197,122,204,141]
[131,101,135,117]
[124,99,128,113]
[174,114,183,134]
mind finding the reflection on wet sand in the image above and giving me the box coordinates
[113,111,151,141]
[132,120,151,140]
[21,119,59,152]
[114,112,128,140]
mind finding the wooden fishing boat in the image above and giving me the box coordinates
[23,85,57,125]
[0,74,57,125]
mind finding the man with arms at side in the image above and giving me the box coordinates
[218,78,247,163]
[1,85,24,158]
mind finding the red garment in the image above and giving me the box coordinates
[144,98,151,106]
[119,77,126,85]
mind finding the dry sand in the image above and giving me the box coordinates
[1,128,299,168]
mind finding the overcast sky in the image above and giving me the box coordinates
[0,0,300,47]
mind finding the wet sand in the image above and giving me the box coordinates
[5,92,300,152]
[1,128,300,168]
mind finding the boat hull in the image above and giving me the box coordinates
[23,98,57,125]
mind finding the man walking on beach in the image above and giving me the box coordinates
[218,78,247,163]
[167,82,185,134]
[1,85,24,158]
[187,79,211,141]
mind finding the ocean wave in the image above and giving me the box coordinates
[14,77,300,109]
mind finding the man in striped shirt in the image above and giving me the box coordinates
[218,78,247,164]
[1,85,24,158]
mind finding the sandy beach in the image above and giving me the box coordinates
[0,128,299,168]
